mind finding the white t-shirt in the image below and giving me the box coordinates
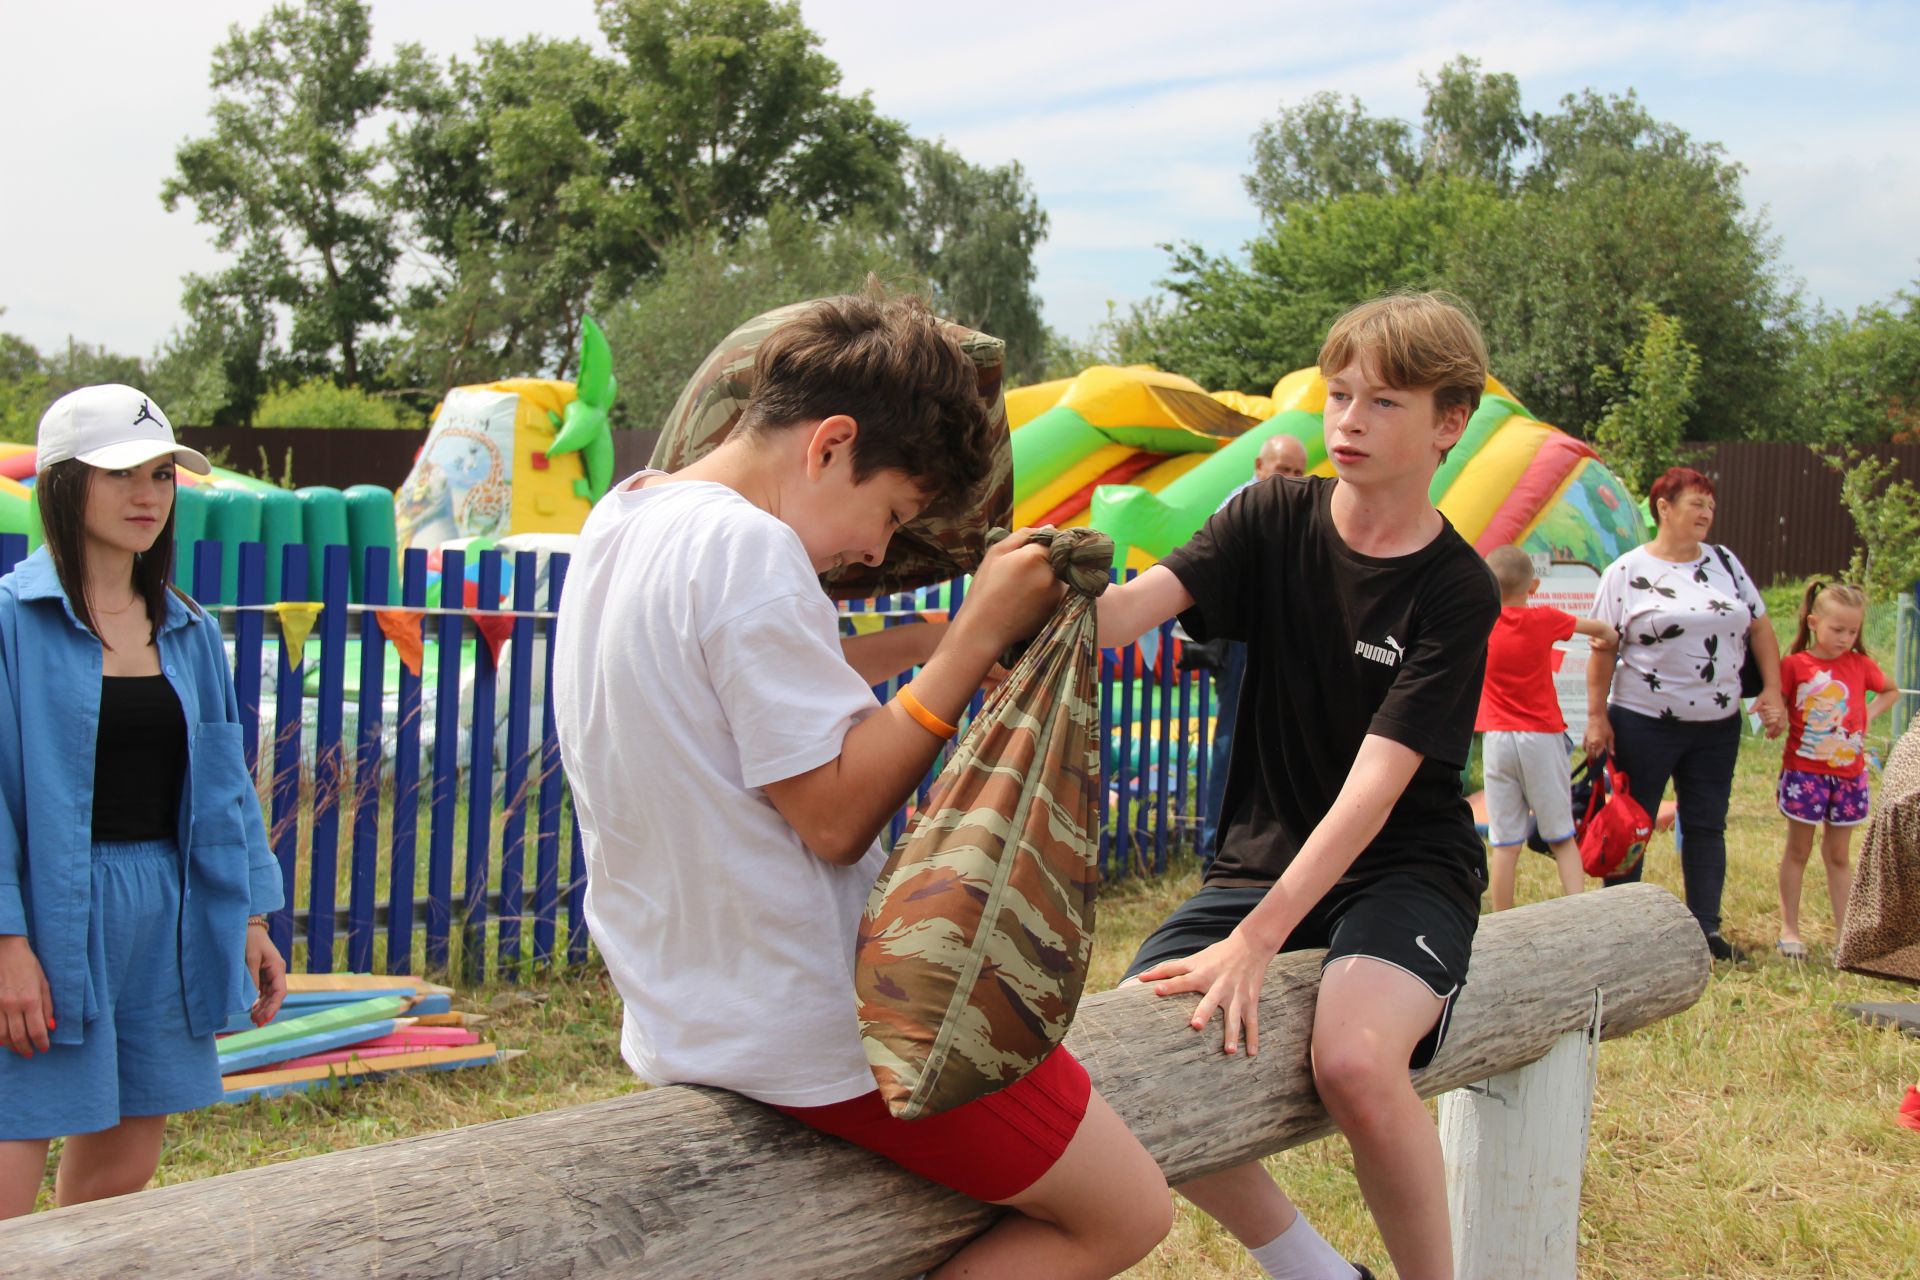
[551,473,888,1106]
[1590,544,1766,722]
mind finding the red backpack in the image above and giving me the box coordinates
[1579,755,1653,879]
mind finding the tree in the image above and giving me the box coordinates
[0,320,150,442]
[896,139,1050,381]
[163,0,396,389]
[1135,178,1503,393]
[594,0,907,246]
[1789,288,1920,444]
[1418,56,1534,192]
[1822,448,1920,602]
[255,377,415,428]
[1590,306,1702,497]
[1452,91,1796,440]
[388,36,631,389]
[1148,64,1798,438]
[1245,91,1416,219]
[596,206,917,432]
[387,0,912,390]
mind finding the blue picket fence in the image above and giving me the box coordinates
[0,535,1214,981]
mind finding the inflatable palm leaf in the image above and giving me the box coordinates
[855,527,1111,1119]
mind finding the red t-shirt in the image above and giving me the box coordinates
[1476,605,1577,733]
[1781,649,1892,777]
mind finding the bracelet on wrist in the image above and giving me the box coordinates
[896,684,959,740]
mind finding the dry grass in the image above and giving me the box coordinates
[23,731,1920,1278]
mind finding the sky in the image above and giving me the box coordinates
[2,0,1915,364]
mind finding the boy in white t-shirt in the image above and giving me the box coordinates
[552,288,1169,1278]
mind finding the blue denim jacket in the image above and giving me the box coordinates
[0,547,283,1045]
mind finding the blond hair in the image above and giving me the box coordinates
[1791,579,1871,657]
[1317,290,1489,421]
[1485,545,1535,597]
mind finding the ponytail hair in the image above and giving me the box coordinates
[1790,579,1870,657]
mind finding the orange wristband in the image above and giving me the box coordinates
[897,685,958,740]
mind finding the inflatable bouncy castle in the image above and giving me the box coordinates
[1007,365,1644,572]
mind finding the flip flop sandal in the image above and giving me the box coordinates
[1775,939,1808,961]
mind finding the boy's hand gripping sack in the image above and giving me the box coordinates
[1579,753,1652,879]
[855,527,1110,1120]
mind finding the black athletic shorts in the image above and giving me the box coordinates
[1122,875,1477,1069]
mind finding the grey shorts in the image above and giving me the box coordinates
[1484,730,1576,847]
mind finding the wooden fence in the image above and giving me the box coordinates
[0,536,1210,981]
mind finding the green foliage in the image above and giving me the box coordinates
[254,378,414,429]
[0,322,151,442]
[1788,288,1920,445]
[1454,89,1796,441]
[1245,91,1417,215]
[163,0,396,394]
[1134,178,1502,393]
[1590,306,1702,497]
[897,139,1050,381]
[158,0,1049,427]
[389,0,911,389]
[1147,63,1796,439]
[596,207,918,432]
[1821,447,1920,602]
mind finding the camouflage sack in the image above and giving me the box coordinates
[650,298,1014,600]
[855,527,1111,1119]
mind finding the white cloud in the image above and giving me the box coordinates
[0,0,1912,359]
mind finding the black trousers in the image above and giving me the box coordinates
[1602,705,1743,933]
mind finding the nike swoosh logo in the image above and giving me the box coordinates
[1414,934,1444,968]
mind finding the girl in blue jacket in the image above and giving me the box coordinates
[0,385,287,1217]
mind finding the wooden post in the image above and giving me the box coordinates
[1441,988,1603,1278]
[0,884,1708,1279]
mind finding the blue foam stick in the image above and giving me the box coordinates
[219,1052,500,1103]
[218,1018,402,1075]
[281,988,421,1007]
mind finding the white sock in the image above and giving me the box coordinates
[1246,1212,1361,1280]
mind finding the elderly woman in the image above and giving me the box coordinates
[1583,466,1785,960]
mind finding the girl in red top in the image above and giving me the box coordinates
[1776,581,1896,960]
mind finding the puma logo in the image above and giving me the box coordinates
[132,399,160,428]
[1355,635,1402,667]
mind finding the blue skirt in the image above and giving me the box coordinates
[0,839,222,1140]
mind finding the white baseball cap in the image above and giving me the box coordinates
[36,384,212,475]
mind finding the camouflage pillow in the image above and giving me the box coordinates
[650,299,1013,600]
[855,528,1111,1119]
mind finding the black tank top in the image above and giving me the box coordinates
[93,674,188,842]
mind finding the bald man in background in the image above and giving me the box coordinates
[1255,433,1307,481]
[1194,431,1308,859]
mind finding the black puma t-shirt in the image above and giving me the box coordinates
[1161,475,1499,898]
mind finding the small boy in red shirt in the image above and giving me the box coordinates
[1477,546,1619,909]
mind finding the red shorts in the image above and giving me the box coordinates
[772,1046,1092,1202]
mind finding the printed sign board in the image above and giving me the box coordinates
[1529,561,1603,742]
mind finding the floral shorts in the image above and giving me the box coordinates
[1777,768,1871,827]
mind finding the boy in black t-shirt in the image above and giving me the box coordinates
[1098,292,1499,1280]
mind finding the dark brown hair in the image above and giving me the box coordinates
[737,282,996,513]
[1790,579,1870,658]
[1648,467,1715,528]
[37,458,187,647]
[1318,290,1489,421]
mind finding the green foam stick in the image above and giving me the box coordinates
[216,995,411,1056]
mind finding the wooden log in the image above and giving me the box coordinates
[0,883,1708,1279]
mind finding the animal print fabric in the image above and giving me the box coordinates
[1837,725,1920,985]
[649,299,1014,600]
[855,527,1112,1119]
